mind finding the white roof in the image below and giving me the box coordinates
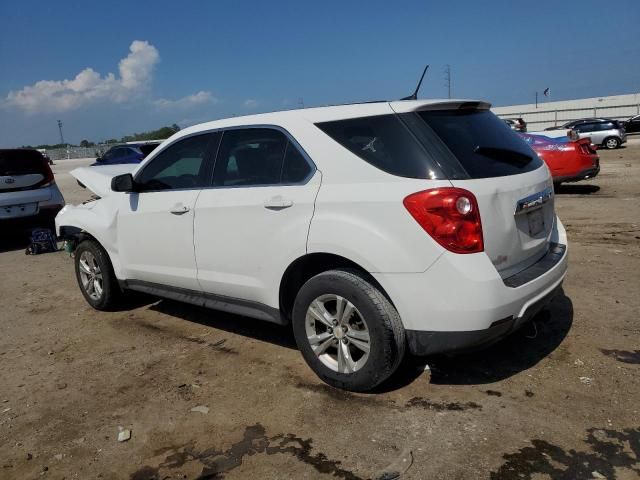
[176,99,490,138]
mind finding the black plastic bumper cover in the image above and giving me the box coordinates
[554,165,600,184]
[406,284,562,356]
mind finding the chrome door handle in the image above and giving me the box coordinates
[264,197,293,210]
[170,205,190,215]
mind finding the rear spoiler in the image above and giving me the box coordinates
[389,100,491,114]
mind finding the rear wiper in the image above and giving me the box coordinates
[474,146,533,166]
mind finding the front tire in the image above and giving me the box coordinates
[74,239,121,310]
[603,136,620,149]
[292,269,405,392]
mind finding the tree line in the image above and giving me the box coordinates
[22,124,180,150]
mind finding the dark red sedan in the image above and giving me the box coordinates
[519,133,599,185]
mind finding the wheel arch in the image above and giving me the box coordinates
[279,252,395,322]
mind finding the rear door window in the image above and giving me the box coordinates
[213,128,309,187]
[281,142,312,183]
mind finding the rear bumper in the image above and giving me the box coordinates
[0,205,63,229]
[373,216,568,355]
[406,284,561,355]
[554,165,600,184]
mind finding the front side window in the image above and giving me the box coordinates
[136,133,217,191]
[213,128,310,187]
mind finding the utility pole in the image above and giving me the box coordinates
[535,92,538,109]
[298,97,305,109]
[57,120,65,144]
[444,65,451,99]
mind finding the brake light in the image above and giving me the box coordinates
[37,160,55,188]
[403,188,484,253]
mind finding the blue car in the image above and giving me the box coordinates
[93,142,161,166]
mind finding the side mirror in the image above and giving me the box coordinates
[111,173,136,193]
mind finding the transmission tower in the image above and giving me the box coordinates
[57,120,65,144]
[444,65,452,99]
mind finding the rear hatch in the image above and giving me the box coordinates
[0,149,53,193]
[397,105,555,278]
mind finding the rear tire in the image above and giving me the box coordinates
[292,269,405,392]
[603,137,620,149]
[74,239,121,310]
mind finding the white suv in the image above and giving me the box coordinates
[56,100,568,392]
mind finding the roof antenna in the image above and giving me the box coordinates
[401,65,429,100]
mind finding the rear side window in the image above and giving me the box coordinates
[0,149,46,176]
[415,110,543,179]
[316,114,445,179]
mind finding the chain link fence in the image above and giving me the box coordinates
[494,98,640,132]
[45,143,117,161]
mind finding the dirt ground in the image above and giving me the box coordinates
[1,142,639,480]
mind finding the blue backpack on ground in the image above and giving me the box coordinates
[25,228,58,255]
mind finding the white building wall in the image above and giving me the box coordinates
[492,93,640,131]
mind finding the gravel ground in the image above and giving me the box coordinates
[1,143,639,480]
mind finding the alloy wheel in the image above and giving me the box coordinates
[304,294,371,374]
[78,251,103,301]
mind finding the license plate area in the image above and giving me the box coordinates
[527,208,545,236]
[0,203,38,219]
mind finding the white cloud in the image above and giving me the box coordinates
[153,91,216,110]
[243,98,258,109]
[4,40,160,113]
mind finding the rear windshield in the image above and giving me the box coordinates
[415,110,542,179]
[139,144,160,157]
[0,149,47,176]
[316,110,542,180]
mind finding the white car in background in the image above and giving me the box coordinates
[1,149,64,230]
[56,100,568,392]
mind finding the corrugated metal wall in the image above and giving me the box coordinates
[492,93,640,132]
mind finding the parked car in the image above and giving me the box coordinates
[572,120,626,149]
[623,114,640,134]
[519,133,599,185]
[504,118,527,132]
[56,100,568,392]
[93,141,161,165]
[544,118,613,131]
[1,149,65,231]
[37,148,53,165]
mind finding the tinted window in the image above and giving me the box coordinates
[281,142,312,183]
[113,148,127,158]
[0,149,47,175]
[415,110,542,179]
[213,129,288,187]
[316,114,445,179]
[137,133,216,190]
[139,144,159,157]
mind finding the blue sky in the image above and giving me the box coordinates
[1,0,639,147]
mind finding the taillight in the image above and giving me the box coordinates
[403,188,484,254]
[37,161,55,188]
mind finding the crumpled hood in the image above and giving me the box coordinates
[71,164,138,197]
